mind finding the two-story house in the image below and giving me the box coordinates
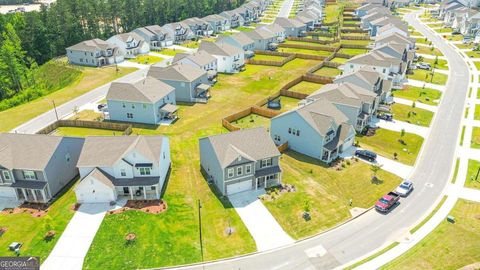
[246,28,278,51]
[172,51,218,79]
[66,38,124,67]
[0,134,84,204]
[259,23,287,43]
[162,22,196,44]
[274,17,308,37]
[271,98,356,163]
[106,76,177,125]
[182,17,214,37]
[334,67,393,102]
[148,63,211,103]
[75,136,171,203]
[375,32,416,50]
[199,41,245,73]
[107,32,150,59]
[220,10,246,29]
[199,127,282,196]
[133,25,174,50]
[218,32,255,58]
[203,14,231,34]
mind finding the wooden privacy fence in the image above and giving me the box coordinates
[37,120,132,135]
[343,17,361,21]
[341,28,369,34]
[340,43,369,49]
[307,31,334,38]
[280,89,309,100]
[287,37,339,44]
[254,50,293,57]
[340,35,371,40]
[278,43,336,52]
[246,54,295,67]
[222,106,282,132]
[277,142,289,153]
[335,52,353,59]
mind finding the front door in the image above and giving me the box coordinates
[256,177,265,188]
[123,187,130,194]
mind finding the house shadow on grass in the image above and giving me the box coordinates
[283,149,330,169]
[200,167,234,209]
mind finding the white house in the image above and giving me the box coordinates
[199,41,245,73]
[107,32,150,58]
[66,39,124,67]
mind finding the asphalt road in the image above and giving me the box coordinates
[278,0,294,18]
[163,12,470,270]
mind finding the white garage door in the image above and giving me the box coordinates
[77,190,114,203]
[227,180,253,195]
[75,180,115,204]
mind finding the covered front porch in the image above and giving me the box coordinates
[11,180,50,203]
[254,166,282,190]
[194,83,211,102]
[116,185,160,200]
[159,103,179,121]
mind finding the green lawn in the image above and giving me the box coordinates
[262,96,301,112]
[314,66,341,77]
[419,57,449,70]
[391,103,434,127]
[288,81,323,95]
[408,69,448,85]
[337,48,369,55]
[471,127,480,149]
[0,180,77,261]
[128,55,164,65]
[84,58,323,269]
[263,151,402,239]
[158,48,186,56]
[410,30,424,37]
[448,34,464,42]
[330,57,349,64]
[356,129,424,165]
[475,105,480,120]
[0,65,137,133]
[236,26,254,32]
[434,27,452,33]
[340,40,372,46]
[252,54,287,62]
[415,46,443,56]
[234,114,271,130]
[415,37,431,45]
[410,196,448,234]
[324,4,342,24]
[466,50,480,58]
[455,43,474,49]
[383,200,480,270]
[393,85,442,105]
[465,159,480,189]
[53,127,121,137]
[278,47,332,56]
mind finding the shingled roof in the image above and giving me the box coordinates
[107,76,174,103]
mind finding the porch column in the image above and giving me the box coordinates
[155,187,159,199]
[21,189,27,201]
[13,189,18,201]
[41,189,47,203]
[143,187,147,200]
[31,189,38,202]
[129,186,133,200]
[255,178,258,190]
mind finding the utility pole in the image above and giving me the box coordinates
[198,199,204,262]
[52,100,59,121]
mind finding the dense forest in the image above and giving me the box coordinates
[0,0,245,110]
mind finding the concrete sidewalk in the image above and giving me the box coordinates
[406,79,446,91]
[393,97,438,112]
[372,118,429,138]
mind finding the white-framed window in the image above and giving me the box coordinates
[261,158,272,168]
[120,169,126,177]
[2,170,11,182]
[245,164,252,174]
[122,103,126,108]
[237,166,243,176]
[139,167,151,176]
[227,168,234,178]
[23,170,36,180]
[143,104,147,109]
[127,113,133,119]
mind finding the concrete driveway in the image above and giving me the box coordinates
[229,190,294,251]
[42,202,124,270]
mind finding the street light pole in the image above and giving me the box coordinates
[198,199,204,262]
[52,100,59,121]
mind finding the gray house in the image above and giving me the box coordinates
[220,10,245,28]
[334,67,392,102]
[162,22,196,44]
[107,32,150,58]
[274,17,307,37]
[66,38,124,67]
[0,134,84,203]
[133,25,174,50]
[106,76,177,125]
[246,28,278,51]
[172,51,218,78]
[259,23,287,43]
[182,17,214,37]
[199,127,282,196]
[203,14,231,33]
[148,63,211,103]
[218,32,255,58]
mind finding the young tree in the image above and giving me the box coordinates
[370,164,383,180]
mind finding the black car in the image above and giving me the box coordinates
[355,149,377,162]
[377,113,393,121]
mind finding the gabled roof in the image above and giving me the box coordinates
[107,76,174,103]
[308,82,377,107]
[135,25,169,37]
[199,41,243,57]
[201,127,280,169]
[334,67,383,86]
[220,32,254,47]
[246,28,276,40]
[377,23,408,35]
[110,32,145,43]
[0,134,83,171]
[66,38,116,52]
[347,50,400,67]
[373,42,406,57]
[203,14,227,23]
[148,63,207,82]
[172,50,216,66]
[375,31,415,45]
[274,17,306,28]
[77,136,166,168]
[259,23,285,34]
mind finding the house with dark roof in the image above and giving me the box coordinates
[199,127,282,196]
[107,32,150,58]
[106,76,177,125]
[133,25,174,50]
[66,38,124,67]
[270,98,356,163]
[75,135,170,203]
[148,63,211,103]
[0,134,84,204]
[182,17,214,37]
[199,41,245,73]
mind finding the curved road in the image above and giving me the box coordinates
[166,12,470,270]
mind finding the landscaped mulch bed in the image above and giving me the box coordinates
[109,200,167,215]
[0,203,49,217]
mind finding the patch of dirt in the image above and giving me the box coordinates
[0,203,48,217]
[109,200,167,215]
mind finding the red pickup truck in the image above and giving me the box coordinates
[375,191,400,213]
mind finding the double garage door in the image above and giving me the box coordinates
[226,180,253,195]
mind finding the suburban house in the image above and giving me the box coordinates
[305,83,379,131]
[203,14,231,33]
[369,16,405,36]
[133,25,174,50]
[372,42,413,69]
[334,67,393,102]
[459,10,480,37]
[75,136,171,203]
[107,32,150,58]
[376,23,409,38]
[162,22,196,44]
[199,41,245,73]
[199,127,282,196]
[246,28,278,50]
[295,13,317,31]
[375,31,416,51]
[220,10,245,28]
[0,134,84,204]
[437,0,466,20]
[274,17,308,37]
[355,3,383,17]
[270,98,355,163]
[259,23,287,43]
[172,51,218,79]
[106,76,177,125]
[182,17,214,37]
[243,1,261,22]
[66,38,124,67]
[218,32,255,58]
[360,9,391,30]
[233,6,254,25]
[148,63,211,103]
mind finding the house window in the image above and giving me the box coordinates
[2,171,11,182]
[288,128,291,134]
[237,166,243,176]
[127,113,133,119]
[246,164,252,174]
[296,130,300,136]
[131,104,135,109]
[120,169,126,177]
[23,171,36,180]
[143,104,147,109]
[151,186,156,190]
[139,167,151,176]
[122,103,126,108]
[261,158,272,168]
[227,168,234,178]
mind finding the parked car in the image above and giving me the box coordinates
[377,113,393,121]
[375,191,400,213]
[354,149,377,162]
[97,103,107,111]
[395,180,413,197]
[417,62,431,70]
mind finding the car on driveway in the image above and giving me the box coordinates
[416,62,431,70]
[375,191,400,213]
[354,149,377,162]
[395,180,413,197]
[377,113,393,121]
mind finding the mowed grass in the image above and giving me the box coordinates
[0,65,137,132]
[83,58,322,269]
[234,114,271,130]
[261,96,301,113]
[475,105,480,120]
[53,127,121,137]
[420,57,449,70]
[279,47,332,56]
[383,200,480,270]
[0,181,77,261]
[466,50,480,58]
[471,127,480,149]
[314,66,341,77]
[393,85,442,105]
[263,151,402,239]
[465,159,480,189]
[159,48,186,56]
[252,54,287,62]
[356,129,424,165]
[391,103,434,127]
[408,69,448,85]
[129,55,164,65]
[288,81,323,95]
[337,48,369,55]
[415,46,443,56]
